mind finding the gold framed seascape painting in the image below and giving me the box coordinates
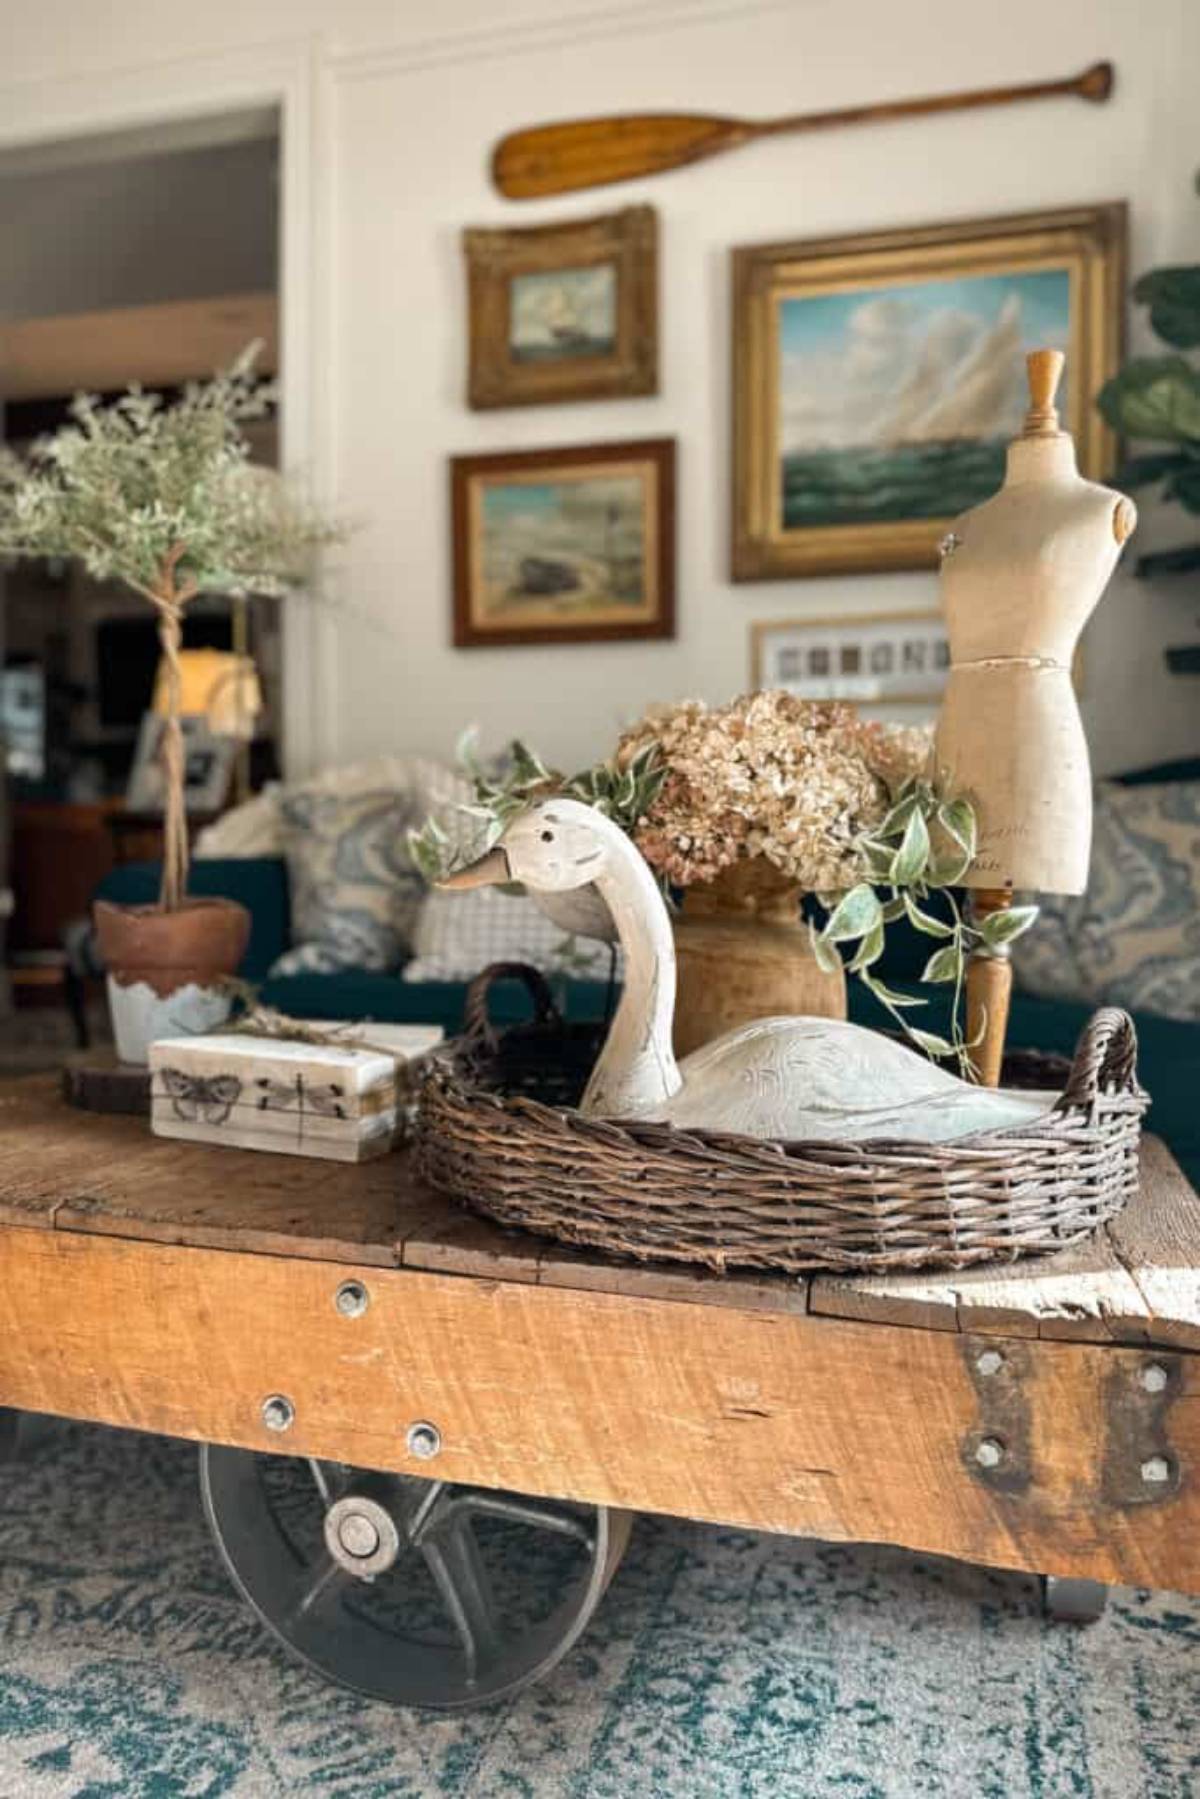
[732,203,1126,579]
[451,438,676,648]
[463,206,658,409]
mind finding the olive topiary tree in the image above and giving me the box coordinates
[0,346,343,910]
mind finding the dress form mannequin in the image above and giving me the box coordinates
[934,349,1136,1082]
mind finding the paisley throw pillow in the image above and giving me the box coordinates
[1012,780,1200,1022]
[270,787,423,976]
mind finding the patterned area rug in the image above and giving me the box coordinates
[0,1418,1196,1798]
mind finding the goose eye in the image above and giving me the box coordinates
[541,830,554,842]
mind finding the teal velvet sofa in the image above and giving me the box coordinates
[90,756,1200,1187]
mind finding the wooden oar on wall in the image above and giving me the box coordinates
[493,61,1113,200]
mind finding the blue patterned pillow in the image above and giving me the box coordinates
[1012,780,1200,1022]
[270,788,423,977]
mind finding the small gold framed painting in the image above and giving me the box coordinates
[732,202,1126,580]
[751,611,950,707]
[463,206,658,409]
[451,438,676,648]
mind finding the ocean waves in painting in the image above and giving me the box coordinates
[780,437,1008,529]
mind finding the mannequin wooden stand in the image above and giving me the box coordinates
[964,890,1014,1087]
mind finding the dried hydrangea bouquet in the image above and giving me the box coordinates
[413,691,1037,1077]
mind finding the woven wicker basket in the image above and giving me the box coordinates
[415,963,1149,1275]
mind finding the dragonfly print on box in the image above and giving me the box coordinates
[254,1073,349,1135]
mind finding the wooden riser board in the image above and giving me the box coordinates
[0,1219,1196,1596]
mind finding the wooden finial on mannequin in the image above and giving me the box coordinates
[1023,348,1065,436]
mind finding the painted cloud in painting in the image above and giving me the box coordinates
[778,270,1071,455]
[774,268,1072,526]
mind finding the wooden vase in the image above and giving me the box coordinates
[671,859,846,1058]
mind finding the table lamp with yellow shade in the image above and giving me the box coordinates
[151,638,263,804]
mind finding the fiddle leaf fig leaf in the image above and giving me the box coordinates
[979,904,1039,949]
[1166,459,1200,512]
[1135,543,1200,578]
[1113,450,1196,490]
[1133,266,1200,350]
[1096,356,1200,444]
[822,883,882,943]
[921,944,961,984]
[890,807,930,886]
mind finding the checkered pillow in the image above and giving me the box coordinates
[403,886,615,983]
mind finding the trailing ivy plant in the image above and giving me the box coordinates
[808,776,1038,1079]
[407,732,667,884]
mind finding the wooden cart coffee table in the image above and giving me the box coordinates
[1,1075,1198,1708]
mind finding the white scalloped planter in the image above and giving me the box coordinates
[94,897,251,1066]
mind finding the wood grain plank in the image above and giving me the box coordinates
[401,1209,544,1285]
[3,1079,411,1266]
[810,1138,1189,1345]
[0,1221,1197,1595]
[537,1242,810,1314]
[1106,1135,1200,1350]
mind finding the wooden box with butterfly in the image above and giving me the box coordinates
[148,1029,440,1162]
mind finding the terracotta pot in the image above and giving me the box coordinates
[94,897,251,1065]
[672,859,846,1057]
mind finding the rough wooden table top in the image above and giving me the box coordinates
[2,1075,1196,1349]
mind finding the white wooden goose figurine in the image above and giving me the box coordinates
[440,799,1058,1143]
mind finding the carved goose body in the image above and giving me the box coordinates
[441,799,1057,1144]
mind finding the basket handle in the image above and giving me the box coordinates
[1058,1007,1142,1110]
[463,961,562,1051]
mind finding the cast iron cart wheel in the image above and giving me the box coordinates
[0,1409,24,1465]
[200,1445,632,1710]
[1042,1575,1109,1624]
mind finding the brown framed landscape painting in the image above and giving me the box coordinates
[451,438,676,648]
[463,206,658,409]
[732,203,1125,580]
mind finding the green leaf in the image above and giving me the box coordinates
[1135,543,1200,578]
[861,973,926,1010]
[877,792,920,839]
[1096,356,1200,444]
[1112,450,1196,490]
[903,891,955,938]
[880,896,907,923]
[1166,460,1200,512]
[936,796,977,859]
[890,807,930,886]
[808,923,845,976]
[822,883,882,943]
[848,919,885,973]
[1133,265,1200,350]
[907,1027,956,1058]
[927,849,972,888]
[921,944,961,984]
[979,904,1039,948]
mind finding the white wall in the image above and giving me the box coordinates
[2,0,1197,778]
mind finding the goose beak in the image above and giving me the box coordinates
[437,847,511,891]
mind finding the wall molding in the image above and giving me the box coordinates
[0,34,338,778]
[331,0,793,83]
